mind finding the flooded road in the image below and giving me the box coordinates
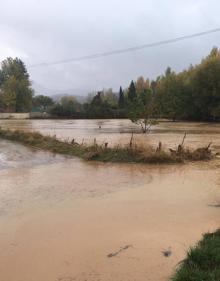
[0,119,220,281]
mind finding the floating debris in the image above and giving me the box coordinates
[208,203,220,208]
[107,245,132,258]
[161,247,172,257]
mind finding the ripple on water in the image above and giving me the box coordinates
[0,139,67,170]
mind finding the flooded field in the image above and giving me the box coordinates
[0,119,220,281]
[2,119,220,151]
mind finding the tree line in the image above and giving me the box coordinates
[0,47,220,122]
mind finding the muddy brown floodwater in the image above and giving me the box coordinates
[0,119,220,281]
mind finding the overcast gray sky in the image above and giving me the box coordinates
[0,0,220,95]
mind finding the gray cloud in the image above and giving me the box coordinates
[0,0,220,95]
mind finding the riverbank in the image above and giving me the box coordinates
[171,229,220,281]
[0,128,214,164]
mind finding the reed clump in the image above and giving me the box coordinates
[0,128,214,164]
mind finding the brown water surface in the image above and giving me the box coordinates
[0,119,220,281]
[1,119,220,151]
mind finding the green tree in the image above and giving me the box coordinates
[102,88,118,108]
[127,88,155,133]
[50,96,80,117]
[192,47,220,120]
[118,86,124,108]
[91,92,102,106]
[165,66,172,77]
[156,71,183,121]
[135,76,149,95]
[33,95,54,112]
[0,57,33,112]
[1,76,17,111]
[127,80,137,101]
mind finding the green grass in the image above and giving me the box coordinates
[0,128,213,164]
[172,230,220,281]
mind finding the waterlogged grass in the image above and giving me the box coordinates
[0,128,213,164]
[171,230,220,281]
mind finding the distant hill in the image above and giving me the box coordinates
[52,93,87,103]
[32,81,90,103]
